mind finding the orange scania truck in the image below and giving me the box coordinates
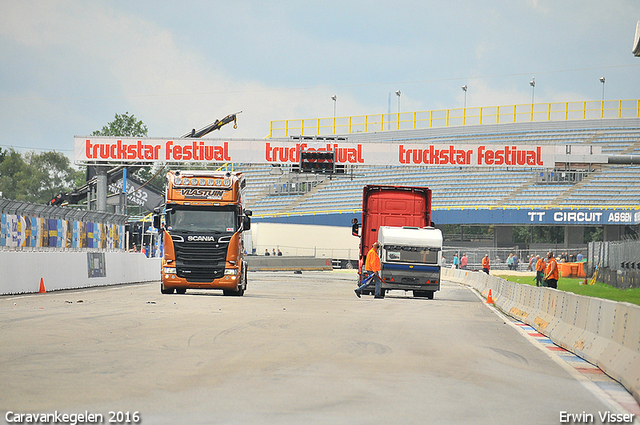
[157,170,252,295]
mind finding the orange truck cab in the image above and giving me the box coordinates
[157,170,251,296]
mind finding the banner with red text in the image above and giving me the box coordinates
[74,136,604,167]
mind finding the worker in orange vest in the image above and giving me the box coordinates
[535,255,546,287]
[355,241,384,299]
[482,254,490,274]
[544,252,559,289]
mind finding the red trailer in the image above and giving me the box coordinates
[353,185,440,298]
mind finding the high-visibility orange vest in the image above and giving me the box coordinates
[365,247,381,273]
[546,258,559,280]
[536,258,545,272]
[482,256,490,269]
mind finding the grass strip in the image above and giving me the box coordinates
[494,274,640,306]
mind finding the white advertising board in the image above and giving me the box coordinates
[74,136,605,167]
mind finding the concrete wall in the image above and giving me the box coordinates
[442,268,640,406]
[250,222,359,260]
[0,251,160,295]
[246,256,333,271]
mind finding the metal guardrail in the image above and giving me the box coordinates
[441,247,587,272]
[269,99,640,137]
[267,173,323,196]
[589,240,640,272]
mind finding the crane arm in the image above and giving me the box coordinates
[183,111,242,138]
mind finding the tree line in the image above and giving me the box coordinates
[0,148,84,204]
[0,112,151,205]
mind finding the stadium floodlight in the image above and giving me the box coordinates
[395,90,401,114]
[331,95,337,118]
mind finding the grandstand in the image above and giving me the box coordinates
[240,117,640,219]
[231,109,640,263]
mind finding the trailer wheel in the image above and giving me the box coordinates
[413,290,427,298]
[427,291,435,300]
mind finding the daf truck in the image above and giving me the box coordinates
[157,170,251,295]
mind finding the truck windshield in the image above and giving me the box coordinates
[166,206,236,233]
[384,246,439,264]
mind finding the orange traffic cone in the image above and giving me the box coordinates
[486,289,494,304]
[38,278,46,293]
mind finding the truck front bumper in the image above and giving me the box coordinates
[162,266,241,290]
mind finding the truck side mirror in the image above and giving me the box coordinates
[243,215,251,231]
[153,214,161,230]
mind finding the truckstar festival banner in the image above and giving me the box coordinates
[74,136,602,167]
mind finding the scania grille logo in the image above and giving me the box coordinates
[187,235,217,242]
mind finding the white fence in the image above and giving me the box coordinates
[0,251,160,295]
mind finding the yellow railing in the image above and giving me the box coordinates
[268,99,640,138]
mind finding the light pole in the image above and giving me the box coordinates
[461,85,468,125]
[395,90,401,130]
[529,77,536,104]
[461,85,468,109]
[599,77,605,118]
[331,95,337,118]
[529,77,536,121]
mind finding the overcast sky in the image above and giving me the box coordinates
[1,1,639,159]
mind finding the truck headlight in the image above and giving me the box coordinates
[163,267,177,274]
[224,268,239,275]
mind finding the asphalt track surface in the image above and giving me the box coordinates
[1,271,637,425]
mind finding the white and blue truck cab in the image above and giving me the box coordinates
[378,225,443,299]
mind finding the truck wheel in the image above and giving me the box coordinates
[242,265,248,291]
[176,288,186,294]
[161,284,174,294]
[223,265,247,296]
[223,288,244,296]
